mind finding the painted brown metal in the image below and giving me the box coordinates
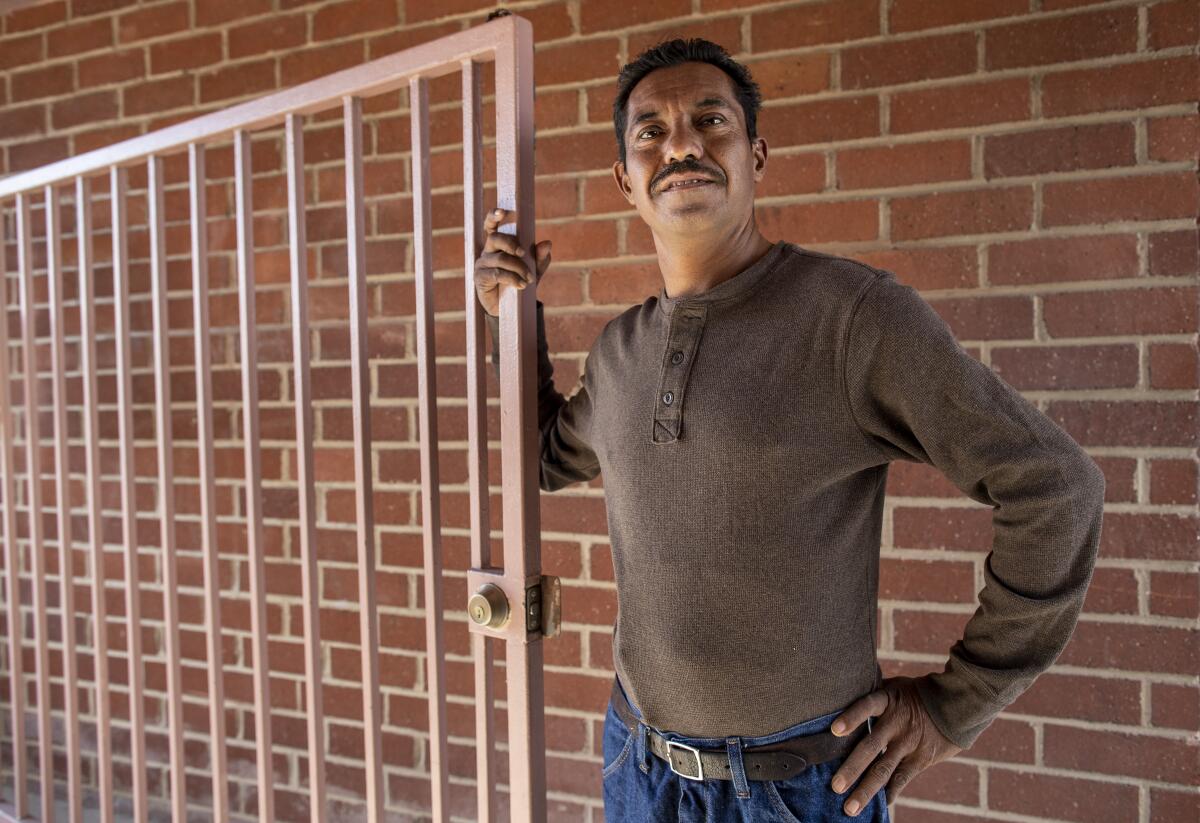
[75,175,115,823]
[0,14,549,821]
[188,141,230,823]
[286,112,328,823]
[0,197,28,820]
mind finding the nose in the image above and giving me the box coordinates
[663,120,704,165]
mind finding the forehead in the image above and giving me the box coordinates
[625,62,739,116]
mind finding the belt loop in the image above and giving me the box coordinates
[726,737,750,799]
[637,722,650,774]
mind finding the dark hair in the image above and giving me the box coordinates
[612,38,762,166]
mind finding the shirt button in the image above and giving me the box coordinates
[671,351,684,365]
[662,391,674,406]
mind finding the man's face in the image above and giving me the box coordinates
[612,61,767,237]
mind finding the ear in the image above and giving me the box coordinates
[612,159,634,204]
[752,136,768,183]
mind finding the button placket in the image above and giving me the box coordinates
[652,305,706,444]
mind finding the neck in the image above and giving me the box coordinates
[654,218,774,299]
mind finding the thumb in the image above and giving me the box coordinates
[534,239,552,280]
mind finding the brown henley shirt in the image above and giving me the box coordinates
[484,239,1105,749]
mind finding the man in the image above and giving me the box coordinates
[474,39,1105,822]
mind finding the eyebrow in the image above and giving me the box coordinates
[629,96,734,128]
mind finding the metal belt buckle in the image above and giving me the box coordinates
[667,740,705,781]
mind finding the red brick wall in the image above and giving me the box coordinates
[0,0,1197,821]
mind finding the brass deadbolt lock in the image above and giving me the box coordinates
[468,583,510,628]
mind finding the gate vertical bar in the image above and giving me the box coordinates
[45,182,83,823]
[17,192,55,823]
[111,164,149,823]
[408,74,450,823]
[234,128,275,823]
[75,175,114,823]
[492,16,546,823]
[341,95,383,823]
[0,199,29,820]
[284,113,327,823]
[188,142,230,822]
[147,155,186,822]
[461,57,497,823]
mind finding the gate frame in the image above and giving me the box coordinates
[0,12,550,823]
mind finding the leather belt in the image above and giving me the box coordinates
[609,677,868,782]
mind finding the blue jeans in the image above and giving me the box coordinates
[602,676,891,822]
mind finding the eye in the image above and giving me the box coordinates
[637,127,660,139]
[702,115,726,125]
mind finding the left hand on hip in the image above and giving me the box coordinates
[827,674,964,816]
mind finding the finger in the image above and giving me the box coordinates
[883,756,919,805]
[484,228,528,260]
[829,724,890,798]
[843,749,904,817]
[534,240,552,280]
[831,690,888,737]
[476,266,527,291]
[483,207,515,233]
[480,249,534,282]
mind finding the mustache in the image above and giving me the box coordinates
[652,159,724,191]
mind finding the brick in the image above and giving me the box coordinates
[889,0,1026,33]
[991,343,1138,390]
[1149,458,1199,506]
[984,122,1134,178]
[988,233,1139,285]
[150,32,223,75]
[756,198,879,244]
[0,103,45,139]
[1148,0,1200,50]
[194,0,272,27]
[985,7,1138,70]
[1043,171,1199,227]
[51,88,118,129]
[765,94,879,146]
[117,1,189,45]
[9,135,68,172]
[537,128,616,174]
[71,0,124,16]
[842,31,976,89]
[751,0,879,52]
[892,76,1030,134]
[280,41,365,87]
[47,16,113,58]
[1151,682,1200,733]
[536,37,620,86]
[313,0,398,42]
[1049,401,1198,451]
[1045,723,1198,783]
[891,186,1033,241]
[367,20,459,59]
[11,63,74,102]
[581,0,691,36]
[1151,789,1200,823]
[1148,229,1198,277]
[837,138,971,190]
[755,151,825,197]
[199,58,277,104]
[1148,113,1199,163]
[228,13,307,59]
[989,771,1139,822]
[745,52,831,100]
[1149,342,1198,390]
[0,31,44,70]
[403,0,491,24]
[879,557,975,603]
[1149,571,1199,620]
[1042,56,1198,117]
[628,16,743,58]
[75,47,143,89]
[6,0,66,32]
[1080,567,1139,615]
[122,75,194,116]
[854,245,979,291]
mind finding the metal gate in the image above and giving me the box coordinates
[0,12,552,822]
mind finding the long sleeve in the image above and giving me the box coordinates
[485,299,601,492]
[843,271,1106,750]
